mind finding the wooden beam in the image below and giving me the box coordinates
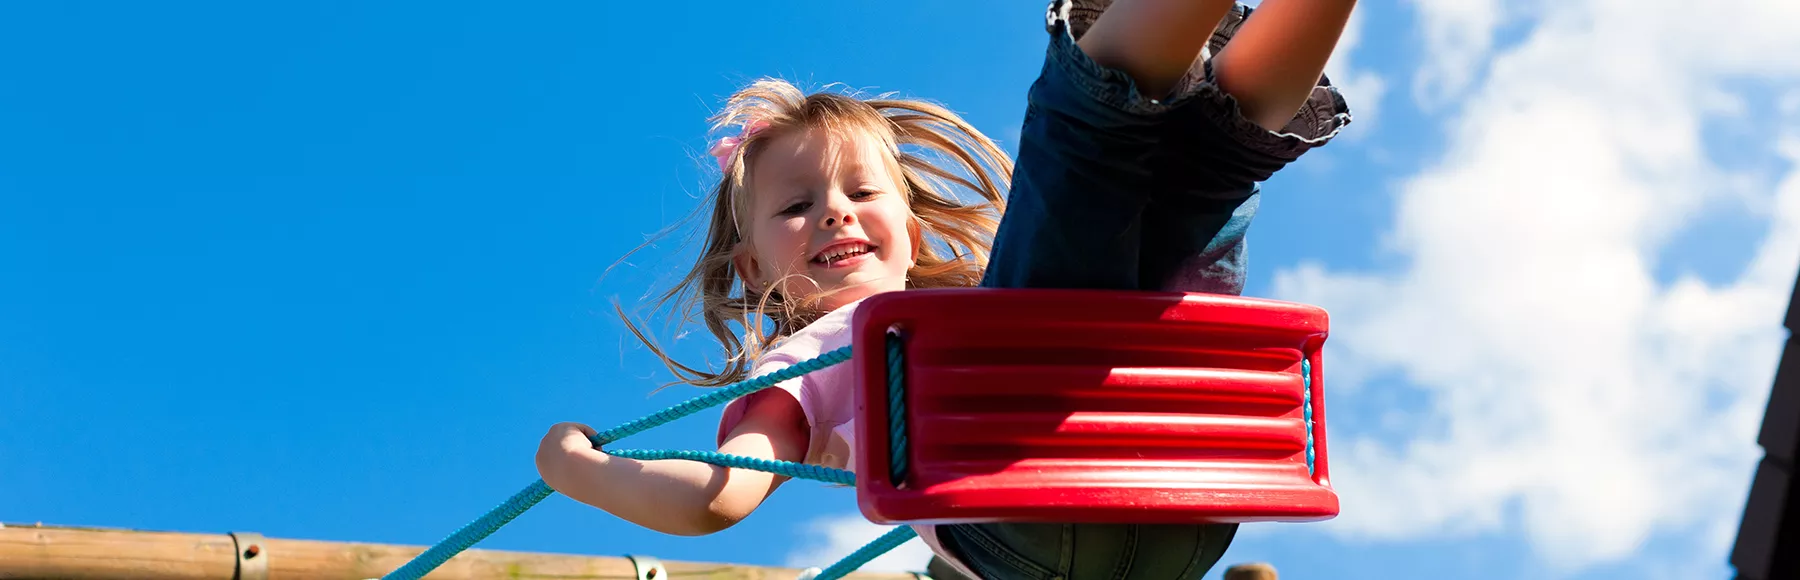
[0,523,922,580]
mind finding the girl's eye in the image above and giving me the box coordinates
[850,190,877,200]
[779,201,811,215]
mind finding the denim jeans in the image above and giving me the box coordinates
[939,1,1352,578]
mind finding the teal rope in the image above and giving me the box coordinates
[1302,358,1314,475]
[886,333,909,487]
[593,346,854,446]
[608,449,856,486]
[381,479,558,580]
[380,345,854,580]
[607,450,911,580]
[814,525,921,580]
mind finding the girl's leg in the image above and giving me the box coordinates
[1138,2,1351,294]
[1077,0,1355,130]
[979,0,1239,291]
[985,0,1352,295]
[961,4,1278,579]
[976,0,1170,291]
[1074,0,1236,99]
[1211,0,1359,130]
[960,2,1354,578]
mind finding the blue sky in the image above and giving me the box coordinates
[6,1,1799,579]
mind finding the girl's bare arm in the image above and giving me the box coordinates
[1078,0,1357,131]
[536,390,810,536]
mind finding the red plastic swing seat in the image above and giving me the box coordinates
[850,289,1336,525]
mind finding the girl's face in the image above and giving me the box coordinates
[736,127,918,313]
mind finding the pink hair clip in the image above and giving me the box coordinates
[709,120,770,173]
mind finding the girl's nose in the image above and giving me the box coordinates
[822,210,855,228]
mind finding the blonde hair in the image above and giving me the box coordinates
[625,78,1013,388]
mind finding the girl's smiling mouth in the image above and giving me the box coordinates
[811,240,877,268]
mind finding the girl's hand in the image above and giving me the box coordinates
[536,421,602,485]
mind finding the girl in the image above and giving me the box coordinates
[536,0,1354,578]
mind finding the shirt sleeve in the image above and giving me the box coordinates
[715,355,811,448]
[712,303,860,465]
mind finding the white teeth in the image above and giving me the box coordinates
[815,243,871,264]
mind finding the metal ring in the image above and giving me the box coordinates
[625,554,667,580]
[229,531,268,580]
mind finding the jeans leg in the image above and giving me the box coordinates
[934,523,1070,580]
[934,522,1236,580]
[979,0,1175,291]
[1138,189,1256,294]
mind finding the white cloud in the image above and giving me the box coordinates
[1272,0,1800,572]
[1406,0,1508,107]
[785,514,935,574]
[1324,4,1388,136]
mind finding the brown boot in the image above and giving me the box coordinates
[1223,562,1279,580]
[925,555,976,580]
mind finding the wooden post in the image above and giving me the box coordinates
[0,523,922,580]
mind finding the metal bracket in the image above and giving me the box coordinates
[229,531,268,580]
[625,554,667,580]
